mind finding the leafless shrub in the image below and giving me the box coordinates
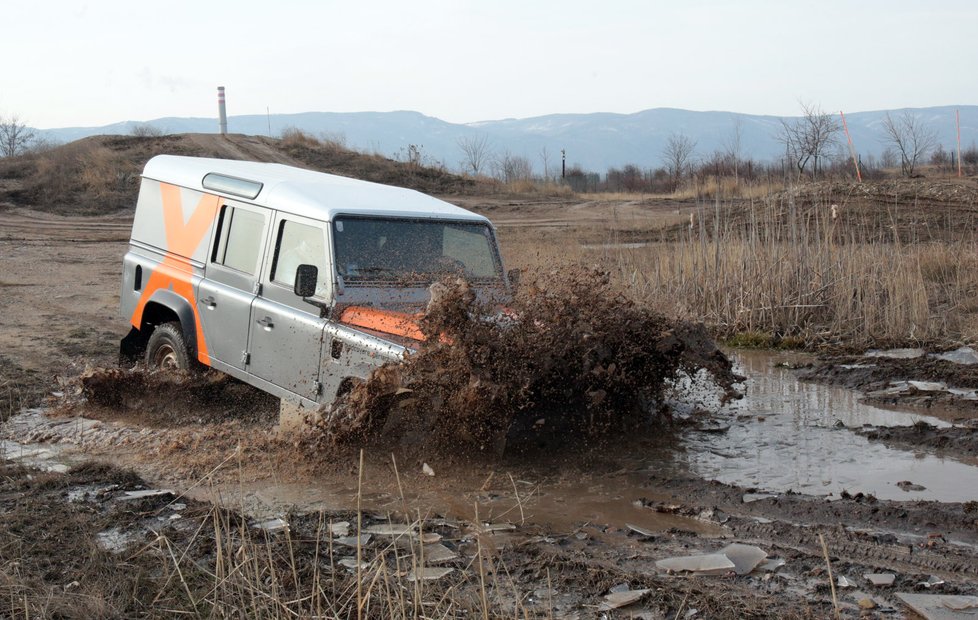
[129,123,164,138]
[662,133,696,190]
[458,134,493,176]
[880,111,937,177]
[776,102,840,180]
[0,115,35,157]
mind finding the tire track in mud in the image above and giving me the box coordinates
[730,518,978,579]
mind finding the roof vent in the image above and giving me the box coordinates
[202,173,263,199]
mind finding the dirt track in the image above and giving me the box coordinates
[3,201,978,617]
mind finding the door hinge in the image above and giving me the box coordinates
[241,351,251,365]
[253,282,263,296]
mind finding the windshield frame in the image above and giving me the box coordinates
[329,215,505,287]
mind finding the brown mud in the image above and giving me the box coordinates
[6,182,978,617]
[318,268,739,453]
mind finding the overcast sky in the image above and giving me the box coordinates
[3,0,975,129]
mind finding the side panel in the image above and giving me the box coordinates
[125,180,222,364]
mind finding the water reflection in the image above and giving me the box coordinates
[679,351,978,502]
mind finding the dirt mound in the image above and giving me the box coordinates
[66,366,277,426]
[0,133,490,215]
[319,268,739,452]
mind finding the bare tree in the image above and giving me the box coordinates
[776,102,840,180]
[0,115,36,157]
[457,134,492,176]
[662,133,696,189]
[493,151,533,183]
[880,111,938,177]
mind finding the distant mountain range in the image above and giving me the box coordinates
[35,106,978,173]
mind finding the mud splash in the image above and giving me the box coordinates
[320,268,739,452]
[67,366,277,426]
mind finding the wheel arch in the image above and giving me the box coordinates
[139,290,199,360]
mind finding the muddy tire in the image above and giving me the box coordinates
[145,322,194,372]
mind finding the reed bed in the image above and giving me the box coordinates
[506,188,978,347]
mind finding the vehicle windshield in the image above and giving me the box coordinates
[332,217,503,285]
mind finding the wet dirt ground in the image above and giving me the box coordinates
[4,207,978,617]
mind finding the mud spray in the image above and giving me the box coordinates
[316,267,740,453]
[71,268,738,456]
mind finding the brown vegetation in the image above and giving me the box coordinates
[0,132,491,215]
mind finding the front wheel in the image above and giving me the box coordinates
[145,322,193,371]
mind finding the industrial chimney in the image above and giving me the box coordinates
[217,86,228,135]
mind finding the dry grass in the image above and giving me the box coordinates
[505,188,978,347]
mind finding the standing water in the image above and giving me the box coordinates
[679,350,978,502]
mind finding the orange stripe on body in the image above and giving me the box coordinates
[131,184,221,364]
[338,306,427,341]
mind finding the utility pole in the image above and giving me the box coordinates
[561,149,566,179]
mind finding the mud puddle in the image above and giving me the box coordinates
[186,456,727,538]
[680,350,978,502]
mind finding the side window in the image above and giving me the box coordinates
[212,205,266,276]
[271,219,328,297]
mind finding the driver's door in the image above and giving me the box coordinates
[247,213,332,401]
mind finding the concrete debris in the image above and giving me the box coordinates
[251,518,289,533]
[422,462,435,477]
[419,531,442,544]
[864,573,896,586]
[719,543,767,575]
[865,348,925,359]
[366,523,415,536]
[338,557,370,570]
[758,558,786,572]
[656,553,735,575]
[406,567,454,581]
[335,534,372,547]
[422,542,457,563]
[908,380,949,392]
[599,589,650,611]
[933,347,978,365]
[329,521,350,537]
[920,576,946,589]
[857,598,877,610]
[482,522,516,532]
[837,575,855,588]
[624,523,656,538]
[117,489,174,501]
[742,493,777,503]
[896,593,978,619]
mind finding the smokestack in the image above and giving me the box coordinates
[217,86,228,135]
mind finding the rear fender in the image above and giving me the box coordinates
[141,289,200,360]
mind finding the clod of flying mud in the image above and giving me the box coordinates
[316,267,741,455]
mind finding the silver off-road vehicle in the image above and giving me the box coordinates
[120,155,512,417]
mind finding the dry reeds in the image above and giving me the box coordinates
[507,187,978,347]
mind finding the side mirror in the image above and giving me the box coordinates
[294,264,318,298]
[507,268,521,291]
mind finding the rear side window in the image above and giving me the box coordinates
[212,205,266,275]
[271,220,328,297]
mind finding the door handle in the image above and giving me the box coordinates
[199,296,216,309]
[256,317,274,330]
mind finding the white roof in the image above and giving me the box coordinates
[141,155,487,223]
